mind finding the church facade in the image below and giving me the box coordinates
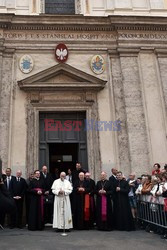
[0,1,167,179]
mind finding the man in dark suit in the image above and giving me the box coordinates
[40,166,54,223]
[40,165,53,192]
[12,170,27,228]
[109,168,118,187]
[4,168,15,197]
[0,180,16,228]
[3,168,16,228]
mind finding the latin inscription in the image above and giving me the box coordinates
[0,31,167,41]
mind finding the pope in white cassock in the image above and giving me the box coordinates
[52,172,73,230]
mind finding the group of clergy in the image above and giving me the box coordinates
[28,163,135,232]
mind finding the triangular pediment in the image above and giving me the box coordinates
[18,63,107,91]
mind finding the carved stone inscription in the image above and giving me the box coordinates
[1,31,167,42]
[1,31,117,41]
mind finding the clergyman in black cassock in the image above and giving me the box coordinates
[73,172,91,229]
[72,162,86,186]
[114,171,135,231]
[96,172,113,231]
[28,170,46,231]
[85,172,96,228]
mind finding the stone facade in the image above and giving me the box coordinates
[0,15,167,180]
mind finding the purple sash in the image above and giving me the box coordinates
[101,195,107,221]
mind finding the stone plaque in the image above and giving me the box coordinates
[45,0,75,14]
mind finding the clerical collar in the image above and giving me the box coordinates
[35,177,39,180]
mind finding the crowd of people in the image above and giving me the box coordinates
[0,162,167,239]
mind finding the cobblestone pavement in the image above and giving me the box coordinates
[0,227,166,250]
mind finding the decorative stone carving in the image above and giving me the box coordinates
[30,92,40,103]
[40,0,45,13]
[75,0,82,14]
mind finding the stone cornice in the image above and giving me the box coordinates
[18,63,107,92]
[0,14,167,32]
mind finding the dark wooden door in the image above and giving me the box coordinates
[39,112,88,171]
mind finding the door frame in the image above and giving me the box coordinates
[26,102,101,180]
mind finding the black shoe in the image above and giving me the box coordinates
[161,234,167,239]
[145,225,150,232]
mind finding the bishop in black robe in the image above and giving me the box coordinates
[114,171,135,231]
[72,172,91,229]
[96,172,113,231]
[28,170,46,231]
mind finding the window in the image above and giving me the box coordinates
[45,0,75,14]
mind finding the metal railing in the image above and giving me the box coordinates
[137,195,167,229]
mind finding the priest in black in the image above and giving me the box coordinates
[85,172,96,228]
[73,172,91,229]
[114,171,135,231]
[72,162,86,185]
[96,172,113,231]
[28,170,46,231]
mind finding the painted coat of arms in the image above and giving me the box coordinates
[19,55,34,74]
[90,55,105,74]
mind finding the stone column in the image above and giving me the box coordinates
[156,50,167,122]
[0,38,4,102]
[139,50,167,166]
[0,48,15,168]
[109,50,131,175]
[119,49,150,175]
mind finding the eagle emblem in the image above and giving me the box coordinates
[55,44,68,63]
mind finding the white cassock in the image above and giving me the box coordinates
[52,178,73,229]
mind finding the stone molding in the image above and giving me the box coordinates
[0,14,167,32]
[18,63,107,92]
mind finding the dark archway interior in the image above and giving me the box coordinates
[49,143,78,175]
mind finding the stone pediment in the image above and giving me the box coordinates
[18,63,107,91]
